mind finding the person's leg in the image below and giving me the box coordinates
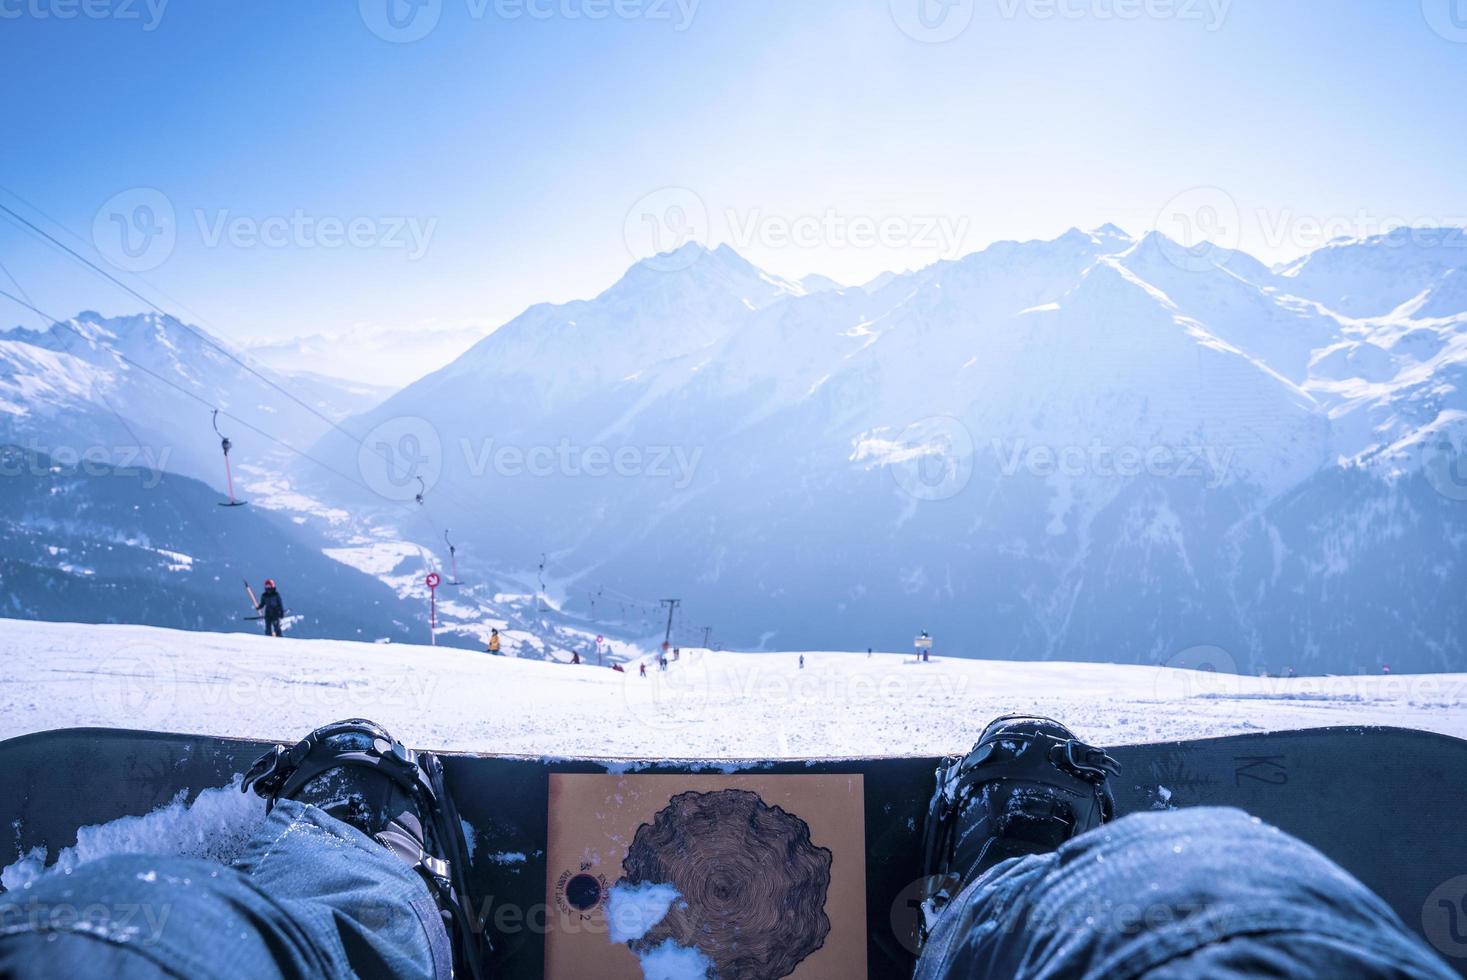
[232,799,452,979]
[917,807,1455,980]
[0,800,450,980]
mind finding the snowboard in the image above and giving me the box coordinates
[0,726,1464,978]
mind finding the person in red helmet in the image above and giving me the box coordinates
[256,579,286,638]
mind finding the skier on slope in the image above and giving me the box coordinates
[486,629,501,655]
[571,650,580,665]
[4,714,1455,980]
[256,579,285,638]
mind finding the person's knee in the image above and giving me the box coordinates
[1154,930,1458,980]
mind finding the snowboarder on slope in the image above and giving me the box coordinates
[256,579,285,638]
[571,651,580,665]
[487,629,501,655]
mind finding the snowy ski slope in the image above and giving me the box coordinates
[2,619,1463,758]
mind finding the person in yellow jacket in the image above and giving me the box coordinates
[487,629,501,655]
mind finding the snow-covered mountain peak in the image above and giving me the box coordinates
[1089,222,1132,242]
[1274,226,1467,317]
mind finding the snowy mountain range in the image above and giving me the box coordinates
[307,226,1467,673]
[4,225,1465,673]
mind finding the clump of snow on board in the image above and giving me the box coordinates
[606,881,712,979]
[0,777,264,891]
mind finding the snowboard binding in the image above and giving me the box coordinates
[243,719,489,978]
[918,714,1119,945]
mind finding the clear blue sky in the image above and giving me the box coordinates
[2,0,1466,342]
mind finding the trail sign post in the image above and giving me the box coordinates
[426,573,442,645]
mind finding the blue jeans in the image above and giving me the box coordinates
[917,807,1456,979]
[0,804,1455,979]
[0,801,450,980]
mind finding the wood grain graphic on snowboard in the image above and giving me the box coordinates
[545,773,866,980]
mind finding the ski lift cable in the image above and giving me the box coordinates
[0,200,371,454]
[5,283,633,642]
[0,277,235,571]
[2,276,624,623]
[0,287,441,528]
[0,191,674,614]
[1,280,656,635]
[1,196,524,551]
[3,194,668,609]
[0,288,322,474]
[0,255,31,301]
[0,193,595,574]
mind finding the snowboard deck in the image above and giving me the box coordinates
[0,726,1464,978]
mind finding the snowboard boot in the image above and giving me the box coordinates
[918,714,1119,943]
[242,719,488,978]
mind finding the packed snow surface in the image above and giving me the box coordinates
[1,620,1463,757]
